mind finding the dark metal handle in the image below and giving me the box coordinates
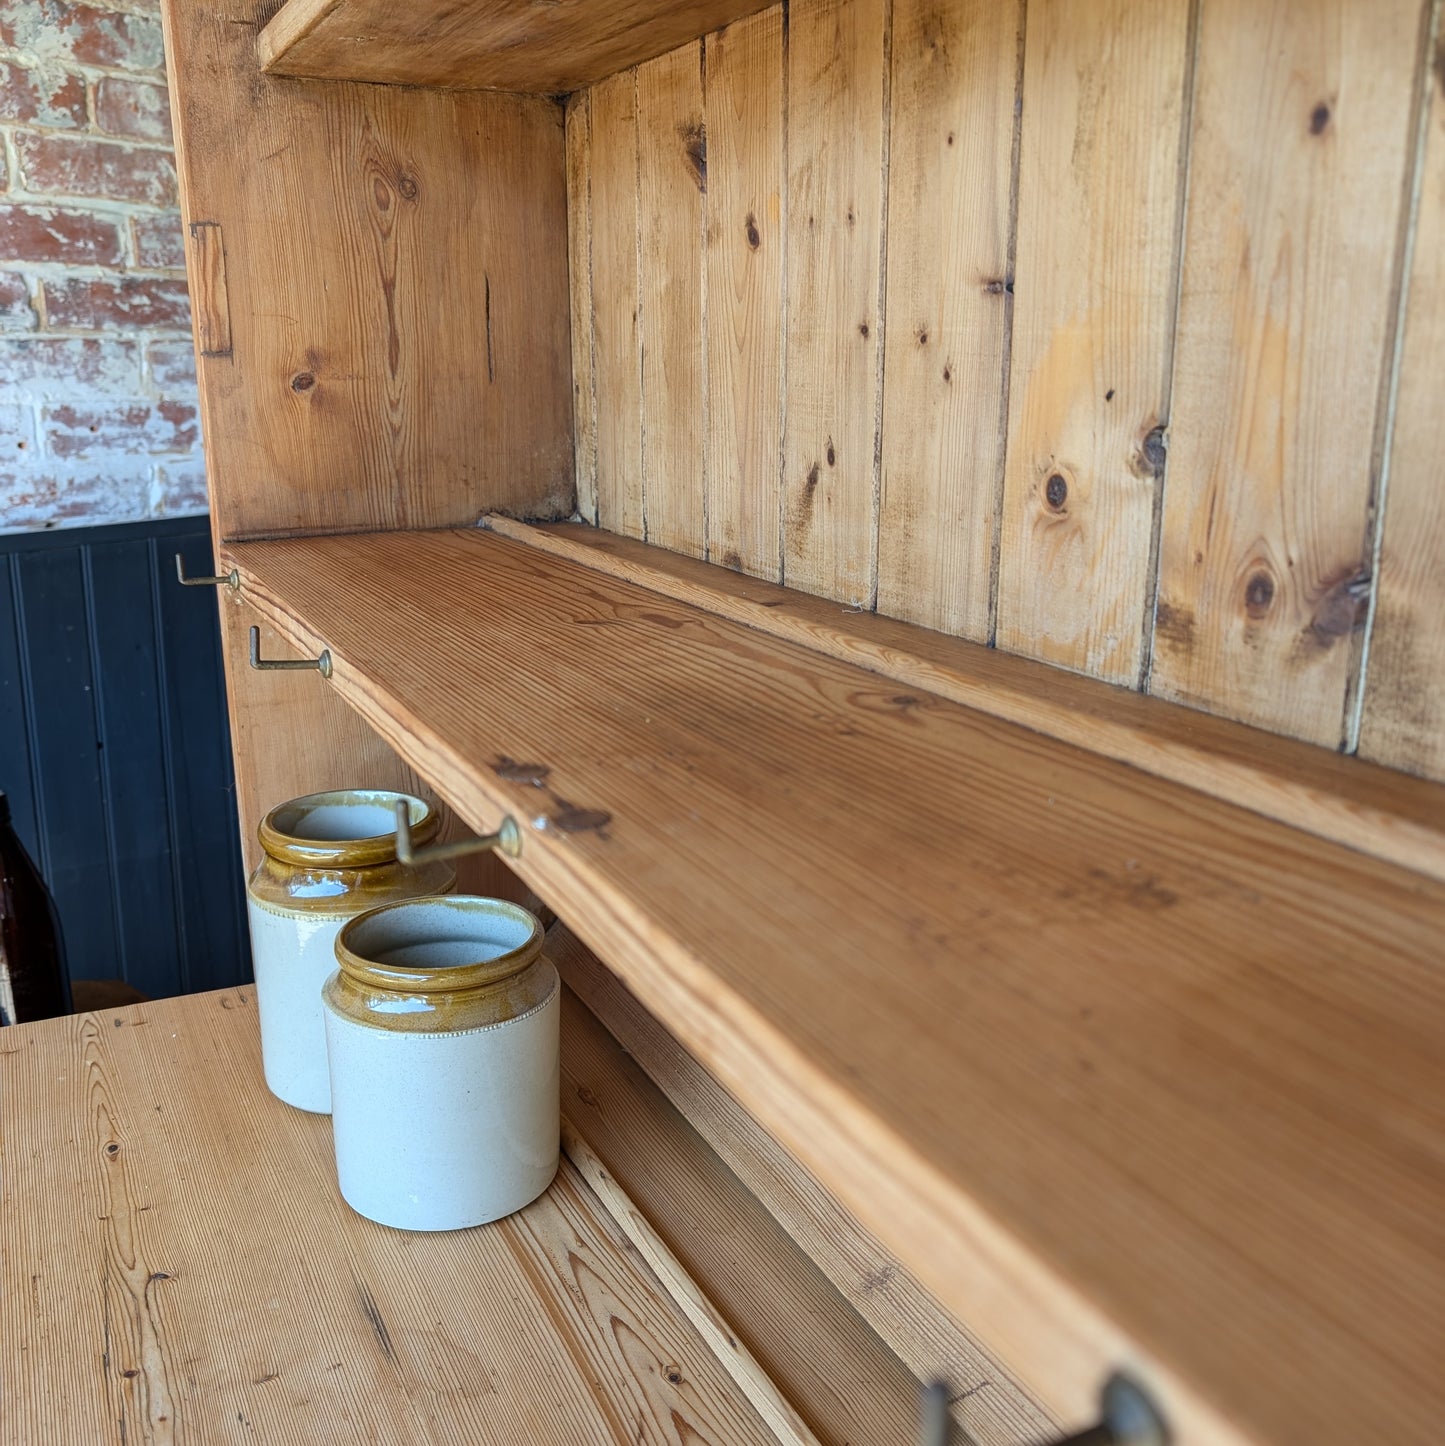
[394,798,522,865]
[248,625,331,679]
[919,1374,1167,1446]
[174,553,239,590]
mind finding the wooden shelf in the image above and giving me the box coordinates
[226,524,1445,1446]
[257,0,777,93]
[0,987,788,1444]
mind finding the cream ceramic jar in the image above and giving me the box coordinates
[246,791,454,1114]
[323,896,559,1232]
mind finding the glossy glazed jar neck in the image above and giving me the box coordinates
[248,790,454,914]
[327,896,552,1034]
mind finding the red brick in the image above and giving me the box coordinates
[0,59,87,129]
[0,463,154,531]
[0,337,141,401]
[0,204,123,265]
[15,132,176,209]
[0,271,38,331]
[144,337,194,390]
[94,76,172,142]
[43,400,197,459]
[0,5,164,72]
[153,460,208,514]
[42,274,189,330]
[130,211,184,269]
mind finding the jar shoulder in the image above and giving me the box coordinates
[324,957,558,1035]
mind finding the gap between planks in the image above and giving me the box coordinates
[481,514,1445,883]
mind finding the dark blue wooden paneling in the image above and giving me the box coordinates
[0,518,248,999]
[86,537,184,1001]
[12,545,122,981]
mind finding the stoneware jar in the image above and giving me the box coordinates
[247,790,454,1114]
[323,895,559,1232]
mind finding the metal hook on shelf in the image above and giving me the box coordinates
[174,553,240,590]
[394,798,523,866]
[919,1374,1167,1446]
[248,625,332,679]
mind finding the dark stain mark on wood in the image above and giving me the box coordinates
[806,461,821,496]
[826,439,836,467]
[1153,599,1196,651]
[1244,571,1275,618]
[484,274,495,385]
[1105,388,1115,402]
[1087,866,1179,911]
[943,365,952,383]
[983,277,1014,295]
[290,372,315,393]
[1044,473,1068,510]
[678,120,706,191]
[1310,102,1331,135]
[1137,425,1168,477]
[946,131,956,146]
[744,212,760,250]
[549,799,612,835]
[121,1368,139,1379]
[356,1281,396,1362]
[1308,567,1371,644]
[846,206,856,226]
[493,757,552,788]
[892,695,921,709]
[858,321,870,337]
[720,548,743,571]
[860,1264,896,1293]
[916,326,928,345]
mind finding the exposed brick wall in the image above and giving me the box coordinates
[0,0,204,533]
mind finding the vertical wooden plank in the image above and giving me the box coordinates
[783,0,887,606]
[566,91,598,526]
[13,549,120,984]
[638,44,707,557]
[159,540,249,993]
[876,0,1021,640]
[87,538,184,1000]
[995,0,1191,685]
[1151,0,1423,744]
[1360,14,1445,780]
[704,9,784,581]
[0,556,40,859]
[591,70,645,539]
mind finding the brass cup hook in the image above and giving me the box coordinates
[394,798,523,866]
[247,625,332,679]
[174,553,240,590]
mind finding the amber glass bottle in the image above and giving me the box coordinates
[0,791,70,1025]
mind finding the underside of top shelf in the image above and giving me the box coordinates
[224,521,1445,1446]
[257,0,778,92]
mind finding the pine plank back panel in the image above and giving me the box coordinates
[162,0,575,543]
[569,0,1445,782]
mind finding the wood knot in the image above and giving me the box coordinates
[290,372,316,393]
[825,440,836,467]
[1309,568,1371,643]
[677,121,706,191]
[942,365,952,383]
[396,173,418,200]
[1310,102,1331,135]
[104,1142,120,1158]
[1139,426,1167,476]
[1044,473,1069,510]
[744,212,760,250]
[665,1367,683,1385]
[858,321,869,338]
[1244,570,1275,618]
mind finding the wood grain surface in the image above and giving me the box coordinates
[226,524,1445,1446]
[876,0,1020,641]
[1151,0,1423,743]
[996,0,1190,685]
[638,44,706,558]
[257,0,778,93]
[568,0,1445,782]
[560,980,937,1446]
[0,989,784,1445]
[557,934,1056,1446]
[484,516,1445,884]
[566,92,599,527]
[162,0,574,543]
[703,7,784,581]
[1358,3,1445,779]
[782,0,887,605]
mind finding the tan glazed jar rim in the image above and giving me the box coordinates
[335,895,545,996]
[258,790,439,869]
